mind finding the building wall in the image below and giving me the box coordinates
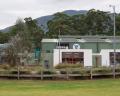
[41,41,120,54]
[41,39,120,67]
[41,42,57,68]
[101,49,120,66]
[42,42,57,53]
[53,49,92,67]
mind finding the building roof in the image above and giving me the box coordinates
[59,35,120,39]
[0,43,9,52]
[42,35,120,43]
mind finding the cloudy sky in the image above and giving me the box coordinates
[0,0,119,29]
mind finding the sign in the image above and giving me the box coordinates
[73,44,80,49]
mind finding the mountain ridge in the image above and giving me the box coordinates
[1,10,87,32]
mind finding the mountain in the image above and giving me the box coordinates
[36,10,87,32]
[1,26,12,33]
[1,10,87,32]
[63,10,87,16]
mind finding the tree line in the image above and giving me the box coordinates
[1,9,120,66]
[1,9,120,44]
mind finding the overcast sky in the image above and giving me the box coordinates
[0,0,119,29]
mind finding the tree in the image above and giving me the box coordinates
[5,18,31,66]
[0,32,10,43]
[116,14,120,35]
[5,34,22,66]
[71,14,87,35]
[24,17,44,48]
[85,9,112,35]
[47,13,75,38]
[46,10,113,37]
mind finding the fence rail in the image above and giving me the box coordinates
[0,67,120,80]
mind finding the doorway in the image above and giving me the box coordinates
[93,55,101,67]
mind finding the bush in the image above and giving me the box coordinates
[9,70,30,75]
[0,64,10,70]
[55,63,83,69]
[70,68,90,75]
[56,68,90,75]
[37,70,56,75]
[71,70,81,74]
[60,70,67,74]
[92,67,112,74]
[115,67,120,72]
[0,70,10,74]
[43,71,55,74]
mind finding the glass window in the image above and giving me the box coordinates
[110,52,120,65]
[62,52,84,64]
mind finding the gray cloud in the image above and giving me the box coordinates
[0,0,119,29]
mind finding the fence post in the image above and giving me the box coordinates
[17,62,20,80]
[66,68,69,80]
[41,69,43,80]
[90,67,93,80]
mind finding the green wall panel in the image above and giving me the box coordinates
[42,42,57,53]
[41,41,120,67]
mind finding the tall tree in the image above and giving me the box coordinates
[116,14,120,35]
[71,14,87,35]
[47,13,75,38]
[85,9,112,35]
[5,18,32,66]
[47,10,113,37]
[0,32,9,43]
[24,17,44,48]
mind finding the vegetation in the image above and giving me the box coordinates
[0,79,120,96]
[46,9,120,37]
[3,18,43,66]
[55,63,84,69]
[1,9,120,66]
[0,64,120,76]
[92,67,112,74]
[0,32,10,43]
[1,9,120,43]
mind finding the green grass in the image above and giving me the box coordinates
[0,79,120,96]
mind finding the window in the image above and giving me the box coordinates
[110,52,120,65]
[56,43,69,49]
[62,52,84,64]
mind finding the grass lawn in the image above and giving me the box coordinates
[0,79,120,96]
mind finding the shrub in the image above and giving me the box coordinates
[37,69,56,75]
[0,70,10,74]
[92,67,112,74]
[70,68,90,75]
[43,71,55,74]
[115,67,120,72]
[71,70,81,74]
[55,68,90,75]
[55,63,83,69]
[60,70,67,74]
[0,64,10,70]
[9,70,30,75]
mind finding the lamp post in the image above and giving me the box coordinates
[109,5,116,79]
[58,28,61,64]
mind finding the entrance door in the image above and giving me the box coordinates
[93,55,101,67]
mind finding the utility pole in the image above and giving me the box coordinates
[58,28,61,64]
[110,5,116,79]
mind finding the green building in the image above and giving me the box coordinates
[41,36,120,68]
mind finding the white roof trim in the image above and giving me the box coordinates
[42,39,86,43]
[42,38,120,43]
[105,39,112,43]
[42,39,58,42]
